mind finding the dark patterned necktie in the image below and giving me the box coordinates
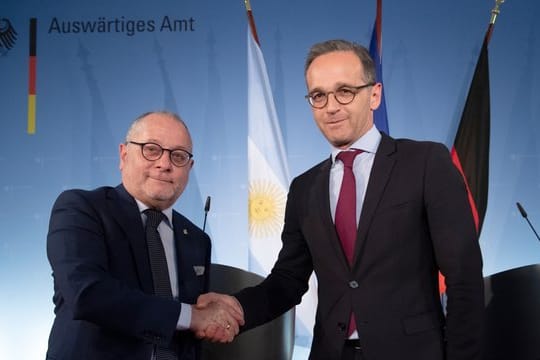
[335,149,362,336]
[144,209,177,360]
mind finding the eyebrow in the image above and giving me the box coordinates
[142,139,191,151]
[308,83,359,93]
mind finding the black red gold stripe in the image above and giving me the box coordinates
[28,18,37,134]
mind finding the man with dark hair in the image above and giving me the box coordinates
[199,40,484,360]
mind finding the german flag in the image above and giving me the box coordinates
[451,28,491,235]
[28,18,37,134]
[437,24,493,295]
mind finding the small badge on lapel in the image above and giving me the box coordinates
[193,265,205,276]
[183,228,188,235]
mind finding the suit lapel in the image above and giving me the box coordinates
[353,134,397,265]
[172,212,187,291]
[172,212,206,303]
[108,185,154,294]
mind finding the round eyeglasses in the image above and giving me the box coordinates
[305,83,375,109]
[128,141,193,167]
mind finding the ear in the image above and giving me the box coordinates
[369,83,382,111]
[119,143,127,170]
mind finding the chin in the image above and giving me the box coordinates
[330,139,352,149]
[144,189,173,204]
[324,131,349,146]
[155,191,176,202]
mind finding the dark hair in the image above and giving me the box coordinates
[304,39,376,83]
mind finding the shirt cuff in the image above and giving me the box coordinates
[177,303,192,330]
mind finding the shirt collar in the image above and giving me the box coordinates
[134,198,174,228]
[331,125,382,163]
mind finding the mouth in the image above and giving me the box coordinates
[327,118,346,126]
[150,176,173,184]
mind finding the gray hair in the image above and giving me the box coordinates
[125,111,190,143]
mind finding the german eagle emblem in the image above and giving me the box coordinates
[0,18,17,51]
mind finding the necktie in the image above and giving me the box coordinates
[144,209,177,360]
[335,149,362,336]
[335,150,362,264]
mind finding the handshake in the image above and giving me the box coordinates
[190,292,245,343]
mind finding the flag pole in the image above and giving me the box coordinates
[244,0,261,46]
[486,0,504,44]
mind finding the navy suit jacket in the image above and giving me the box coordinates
[236,133,484,360]
[46,185,211,360]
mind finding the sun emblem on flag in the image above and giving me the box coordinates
[249,180,286,238]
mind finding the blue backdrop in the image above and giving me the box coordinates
[1,0,539,358]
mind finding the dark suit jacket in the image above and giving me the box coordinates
[46,184,211,360]
[236,133,484,360]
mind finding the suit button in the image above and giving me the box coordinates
[349,280,359,288]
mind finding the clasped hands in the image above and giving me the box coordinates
[190,292,244,343]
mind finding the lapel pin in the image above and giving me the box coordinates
[183,229,188,235]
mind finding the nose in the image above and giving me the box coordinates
[155,150,173,170]
[325,92,341,112]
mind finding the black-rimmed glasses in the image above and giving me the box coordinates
[128,141,193,167]
[305,83,375,109]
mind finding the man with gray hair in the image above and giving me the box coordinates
[46,111,243,360]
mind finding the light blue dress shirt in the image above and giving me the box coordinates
[136,200,192,331]
[329,125,382,224]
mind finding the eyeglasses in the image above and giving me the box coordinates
[128,141,193,167]
[305,83,375,109]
